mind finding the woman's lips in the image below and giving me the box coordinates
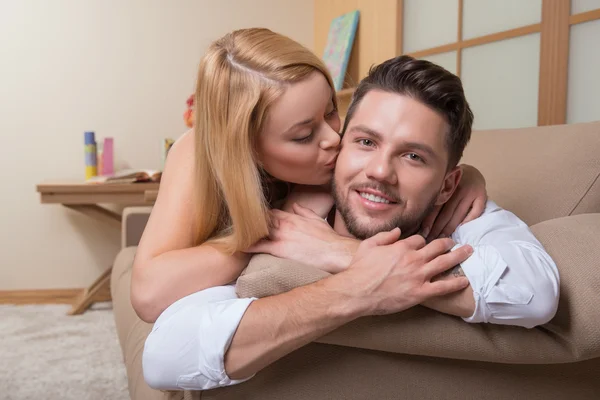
[324,155,338,168]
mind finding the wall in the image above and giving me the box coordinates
[402,0,600,130]
[0,0,313,290]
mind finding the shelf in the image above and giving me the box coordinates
[337,87,356,98]
[336,87,356,117]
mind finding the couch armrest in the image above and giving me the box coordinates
[122,207,152,248]
[238,213,600,364]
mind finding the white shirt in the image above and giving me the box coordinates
[143,200,560,391]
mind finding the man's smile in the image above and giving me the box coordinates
[351,188,399,212]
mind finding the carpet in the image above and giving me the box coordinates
[0,302,129,400]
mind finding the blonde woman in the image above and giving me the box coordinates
[131,28,487,324]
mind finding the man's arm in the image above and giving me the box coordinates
[439,200,560,328]
[224,234,471,380]
[421,265,475,318]
[143,232,472,390]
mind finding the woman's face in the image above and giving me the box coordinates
[258,72,341,185]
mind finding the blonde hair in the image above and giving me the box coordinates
[193,28,337,254]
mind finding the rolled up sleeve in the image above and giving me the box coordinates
[143,286,257,390]
[451,201,560,329]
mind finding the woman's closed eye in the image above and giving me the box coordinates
[325,108,338,119]
[292,131,314,143]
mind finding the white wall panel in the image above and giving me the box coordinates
[567,20,600,123]
[421,52,458,75]
[462,34,541,130]
[571,0,600,14]
[403,0,458,53]
[463,0,541,40]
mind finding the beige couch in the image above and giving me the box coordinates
[111,121,600,400]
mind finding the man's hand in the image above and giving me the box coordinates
[341,228,473,317]
[246,204,358,273]
[420,164,487,241]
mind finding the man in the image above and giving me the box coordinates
[142,56,560,391]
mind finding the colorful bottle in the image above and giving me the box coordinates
[102,137,114,176]
[84,131,98,179]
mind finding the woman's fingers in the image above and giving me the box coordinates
[427,196,460,241]
[439,198,473,237]
[419,204,441,239]
[461,195,487,225]
[291,203,323,220]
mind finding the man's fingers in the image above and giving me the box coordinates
[439,198,473,237]
[362,228,401,249]
[399,234,427,250]
[419,238,455,261]
[292,203,323,220]
[425,276,470,297]
[424,244,473,278]
[419,204,441,239]
[461,195,487,225]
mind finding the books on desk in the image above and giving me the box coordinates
[86,169,161,184]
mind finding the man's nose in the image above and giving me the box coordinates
[319,124,341,150]
[365,156,397,185]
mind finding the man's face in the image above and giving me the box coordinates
[333,90,461,239]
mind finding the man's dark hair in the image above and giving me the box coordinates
[342,55,474,169]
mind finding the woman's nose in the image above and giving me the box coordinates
[319,125,341,150]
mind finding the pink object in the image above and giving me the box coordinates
[102,137,114,176]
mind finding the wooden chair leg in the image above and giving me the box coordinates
[68,266,113,315]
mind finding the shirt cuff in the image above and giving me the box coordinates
[452,244,508,324]
[184,297,257,389]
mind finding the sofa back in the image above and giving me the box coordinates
[461,121,600,225]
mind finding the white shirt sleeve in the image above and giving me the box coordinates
[143,285,256,390]
[450,200,560,328]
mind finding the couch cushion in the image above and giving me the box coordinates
[111,247,173,400]
[462,121,600,225]
[236,214,600,364]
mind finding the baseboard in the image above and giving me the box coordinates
[0,289,85,305]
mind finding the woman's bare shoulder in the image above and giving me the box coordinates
[168,129,194,161]
[135,129,197,261]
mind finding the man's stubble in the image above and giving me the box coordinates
[332,178,437,240]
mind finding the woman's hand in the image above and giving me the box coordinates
[246,204,359,273]
[420,164,488,242]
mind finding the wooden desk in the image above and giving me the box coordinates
[36,181,159,314]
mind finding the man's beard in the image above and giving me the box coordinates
[332,179,437,240]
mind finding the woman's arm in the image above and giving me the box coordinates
[419,164,488,241]
[280,184,334,219]
[131,130,249,323]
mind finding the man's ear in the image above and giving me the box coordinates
[435,166,462,206]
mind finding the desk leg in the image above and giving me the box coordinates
[64,204,121,315]
[68,266,112,315]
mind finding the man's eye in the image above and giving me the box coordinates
[406,153,423,162]
[358,139,375,147]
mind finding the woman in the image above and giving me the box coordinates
[131,28,486,324]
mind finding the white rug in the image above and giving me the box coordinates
[0,302,129,400]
